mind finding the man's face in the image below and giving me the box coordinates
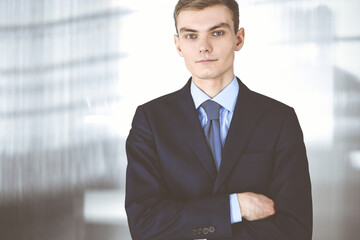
[174,5,244,83]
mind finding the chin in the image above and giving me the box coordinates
[193,72,218,80]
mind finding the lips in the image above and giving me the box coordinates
[196,59,218,63]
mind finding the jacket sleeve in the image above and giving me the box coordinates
[231,108,313,240]
[125,106,233,240]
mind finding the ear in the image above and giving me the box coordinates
[235,28,245,51]
[174,34,184,57]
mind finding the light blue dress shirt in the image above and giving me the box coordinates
[190,76,242,224]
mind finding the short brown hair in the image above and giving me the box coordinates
[174,0,239,34]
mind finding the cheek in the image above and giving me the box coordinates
[222,46,235,63]
[182,51,196,66]
[182,55,194,72]
[179,42,194,56]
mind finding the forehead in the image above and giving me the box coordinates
[177,5,234,32]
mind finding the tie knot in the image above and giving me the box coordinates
[201,100,221,120]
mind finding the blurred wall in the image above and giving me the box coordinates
[0,0,128,239]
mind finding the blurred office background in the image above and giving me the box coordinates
[0,0,359,239]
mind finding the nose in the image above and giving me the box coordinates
[199,36,212,53]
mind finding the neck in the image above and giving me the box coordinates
[192,75,234,98]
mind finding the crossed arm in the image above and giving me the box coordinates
[125,106,312,240]
[195,192,276,240]
[237,192,275,221]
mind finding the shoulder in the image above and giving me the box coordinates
[128,88,182,134]
[238,81,301,137]
[138,88,182,113]
[242,84,304,143]
[248,87,302,135]
[138,79,191,112]
[239,79,294,116]
[252,90,293,114]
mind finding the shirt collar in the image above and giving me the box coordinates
[190,76,239,113]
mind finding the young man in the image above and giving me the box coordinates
[125,0,312,239]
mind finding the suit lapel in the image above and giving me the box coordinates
[169,79,218,182]
[213,79,263,194]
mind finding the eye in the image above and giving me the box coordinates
[185,34,196,39]
[213,31,224,36]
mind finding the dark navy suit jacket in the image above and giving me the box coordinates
[125,78,312,240]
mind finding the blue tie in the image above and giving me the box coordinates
[201,100,222,171]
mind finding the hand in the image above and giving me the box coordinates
[237,192,275,221]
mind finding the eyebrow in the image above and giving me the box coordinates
[209,23,231,31]
[179,22,231,34]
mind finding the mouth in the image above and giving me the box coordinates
[196,59,218,63]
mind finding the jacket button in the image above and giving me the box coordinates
[203,227,209,234]
[209,226,215,233]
